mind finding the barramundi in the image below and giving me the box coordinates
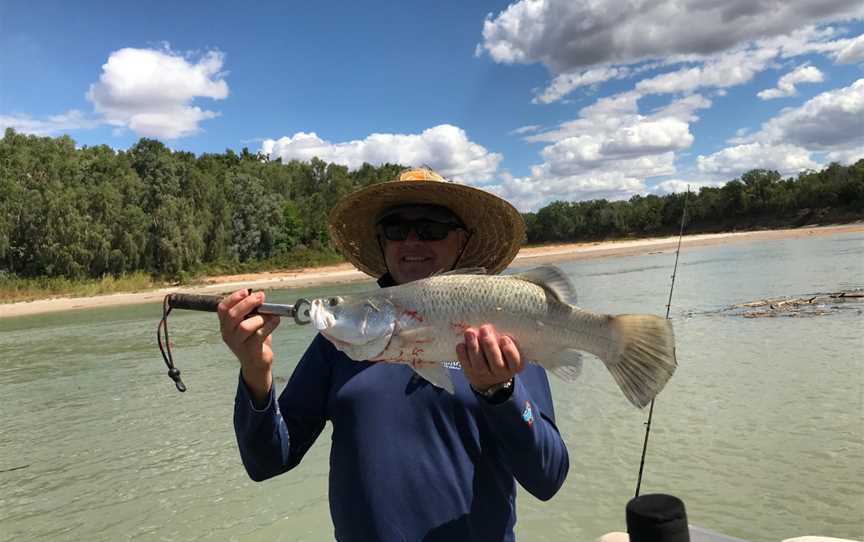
[309,266,676,408]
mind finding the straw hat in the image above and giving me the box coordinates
[328,167,525,277]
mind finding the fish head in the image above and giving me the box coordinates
[309,294,397,360]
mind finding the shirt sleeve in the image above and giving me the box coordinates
[475,365,570,501]
[233,334,333,482]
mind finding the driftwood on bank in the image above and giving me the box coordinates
[711,290,864,318]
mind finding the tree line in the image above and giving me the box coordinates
[0,129,402,280]
[1,128,861,280]
[523,162,863,243]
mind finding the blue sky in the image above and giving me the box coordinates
[2,0,863,210]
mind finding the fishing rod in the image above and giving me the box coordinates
[634,187,689,498]
[156,292,312,392]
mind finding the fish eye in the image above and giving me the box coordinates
[328,297,340,307]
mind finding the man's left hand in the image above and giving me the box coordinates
[456,324,525,392]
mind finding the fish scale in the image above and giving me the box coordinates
[386,274,579,362]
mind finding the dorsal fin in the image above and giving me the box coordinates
[433,267,487,277]
[514,266,577,305]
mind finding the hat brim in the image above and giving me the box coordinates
[329,180,525,277]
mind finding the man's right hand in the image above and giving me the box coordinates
[218,289,281,405]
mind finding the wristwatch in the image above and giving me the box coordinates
[473,379,514,403]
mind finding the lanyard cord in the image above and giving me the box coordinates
[156,292,311,392]
[157,295,187,392]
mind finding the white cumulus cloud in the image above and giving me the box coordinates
[484,90,715,209]
[86,46,228,139]
[509,124,542,135]
[533,66,627,104]
[479,0,862,104]
[487,170,649,212]
[826,148,864,164]
[488,90,715,209]
[478,0,863,73]
[697,142,819,176]
[0,110,99,136]
[538,119,691,175]
[261,124,502,182]
[635,47,778,95]
[835,33,864,63]
[698,79,864,178]
[757,64,824,100]
[759,78,864,149]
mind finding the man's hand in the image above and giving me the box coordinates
[456,324,525,393]
[218,289,281,405]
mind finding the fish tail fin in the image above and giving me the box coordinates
[601,315,676,409]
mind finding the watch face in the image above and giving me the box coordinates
[472,379,513,401]
[482,380,514,403]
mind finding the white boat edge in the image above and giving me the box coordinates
[597,527,862,542]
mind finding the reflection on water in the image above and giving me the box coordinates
[1,232,862,542]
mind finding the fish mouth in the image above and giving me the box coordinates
[309,299,335,331]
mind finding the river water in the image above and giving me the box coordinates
[1,231,862,542]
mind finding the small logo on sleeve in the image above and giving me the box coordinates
[522,401,534,427]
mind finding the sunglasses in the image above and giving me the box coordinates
[379,219,462,241]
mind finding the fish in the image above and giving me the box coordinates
[308,266,676,408]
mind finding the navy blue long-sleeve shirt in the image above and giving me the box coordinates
[234,334,569,541]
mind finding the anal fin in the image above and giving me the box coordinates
[411,362,455,393]
[543,349,584,382]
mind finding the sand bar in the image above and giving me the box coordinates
[2,223,861,319]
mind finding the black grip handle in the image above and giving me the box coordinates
[167,294,223,313]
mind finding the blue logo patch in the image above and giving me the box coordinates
[522,401,534,427]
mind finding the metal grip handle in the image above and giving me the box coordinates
[167,294,222,313]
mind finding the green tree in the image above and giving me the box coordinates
[228,172,285,261]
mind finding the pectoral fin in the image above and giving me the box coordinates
[393,326,436,345]
[411,362,455,393]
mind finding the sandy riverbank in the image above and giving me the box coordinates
[2,223,861,319]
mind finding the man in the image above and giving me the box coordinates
[218,167,569,541]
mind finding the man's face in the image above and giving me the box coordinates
[379,212,466,285]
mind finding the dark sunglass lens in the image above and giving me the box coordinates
[381,219,457,241]
[382,223,410,241]
[415,221,452,241]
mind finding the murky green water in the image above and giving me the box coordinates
[1,232,862,542]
